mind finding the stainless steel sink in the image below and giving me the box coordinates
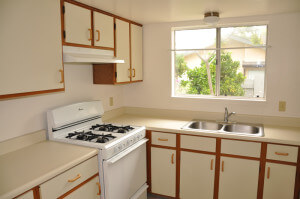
[182,120,264,137]
[223,124,262,135]
[184,121,223,130]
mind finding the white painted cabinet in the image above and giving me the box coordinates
[63,176,100,199]
[180,151,215,199]
[15,190,34,199]
[218,157,260,199]
[115,19,131,83]
[93,12,114,49]
[131,24,143,81]
[64,2,92,46]
[151,147,176,197]
[0,0,64,98]
[263,163,296,199]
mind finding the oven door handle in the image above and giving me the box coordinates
[107,139,148,165]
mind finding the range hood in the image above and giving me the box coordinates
[63,46,124,64]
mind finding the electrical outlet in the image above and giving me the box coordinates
[279,101,286,112]
[109,97,114,106]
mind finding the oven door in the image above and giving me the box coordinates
[102,139,148,199]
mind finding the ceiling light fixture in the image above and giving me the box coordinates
[204,12,220,24]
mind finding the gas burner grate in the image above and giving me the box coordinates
[90,124,134,133]
[66,130,116,143]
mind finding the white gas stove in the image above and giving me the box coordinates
[47,101,148,199]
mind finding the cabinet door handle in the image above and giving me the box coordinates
[158,138,168,141]
[267,167,270,179]
[59,69,64,83]
[171,153,174,164]
[68,174,81,182]
[128,68,131,78]
[132,68,136,77]
[96,182,101,195]
[221,161,224,172]
[210,159,214,170]
[96,30,100,41]
[88,28,92,41]
[275,152,289,156]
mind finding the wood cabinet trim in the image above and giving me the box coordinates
[213,138,221,199]
[221,153,261,161]
[57,173,99,199]
[13,186,40,199]
[180,148,216,155]
[63,0,142,27]
[257,142,267,199]
[294,146,300,199]
[146,130,152,192]
[175,134,180,199]
[266,159,298,166]
[0,88,65,100]
[151,144,176,150]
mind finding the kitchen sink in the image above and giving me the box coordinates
[186,121,223,130]
[182,120,264,137]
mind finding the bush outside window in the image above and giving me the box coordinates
[172,25,267,99]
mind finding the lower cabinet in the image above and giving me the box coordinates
[60,175,100,199]
[218,157,260,199]
[180,151,215,199]
[263,163,296,199]
[151,147,176,197]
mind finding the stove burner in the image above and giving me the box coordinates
[66,130,116,143]
[96,134,116,143]
[90,124,134,133]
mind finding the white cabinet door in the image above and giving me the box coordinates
[0,0,64,96]
[62,176,100,199]
[180,151,215,199]
[219,157,260,199]
[131,24,143,81]
[64,2,92,46]
[151,147,176,197]
[15,190,34,199]
[115,19,130,83]
[93,12,114,49]
[263,163,296,199]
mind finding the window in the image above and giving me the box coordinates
[172,25,267,99]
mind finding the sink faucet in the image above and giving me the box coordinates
[224,107,236,123]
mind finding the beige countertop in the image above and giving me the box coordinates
[0,141,98,199]
[106,114,300,146]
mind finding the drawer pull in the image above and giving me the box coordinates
[68,174,81,182]
[96,182,101,195]
[267,167,270,179]
[171,153,174,164]
[158,138,168,141]
[133,68,136,77]
[210,159,214,170]
[221,161,224,172]
[275,152,289,156]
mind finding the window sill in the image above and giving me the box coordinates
[172,95,266,102]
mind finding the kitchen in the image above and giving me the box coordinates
[0,0,300,198]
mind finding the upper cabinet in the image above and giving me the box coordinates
[0,0,64,99]
[131,24,143,82]
[115,19,131,83]
[64,2,92,46]
[93,12,114,49]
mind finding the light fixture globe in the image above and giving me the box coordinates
[204,12,220,24]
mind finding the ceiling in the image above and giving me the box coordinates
[78,0,300,24]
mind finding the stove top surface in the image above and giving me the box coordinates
[63,123,136,144]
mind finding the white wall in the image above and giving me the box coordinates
[123,12,300,118]
[0,64,124,142]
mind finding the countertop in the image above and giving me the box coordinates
[106,114,300,146]
[0,141,98,199]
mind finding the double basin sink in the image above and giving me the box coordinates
[182,121,264,137]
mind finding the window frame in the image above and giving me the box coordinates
[171,24,269,101]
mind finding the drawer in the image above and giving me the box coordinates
[267,144,298,163]
[181,135,216,152]
[40,156,98,199]
[221,139,261,158]
[152,132,176,147]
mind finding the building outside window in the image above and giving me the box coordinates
[172,25,267,99]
